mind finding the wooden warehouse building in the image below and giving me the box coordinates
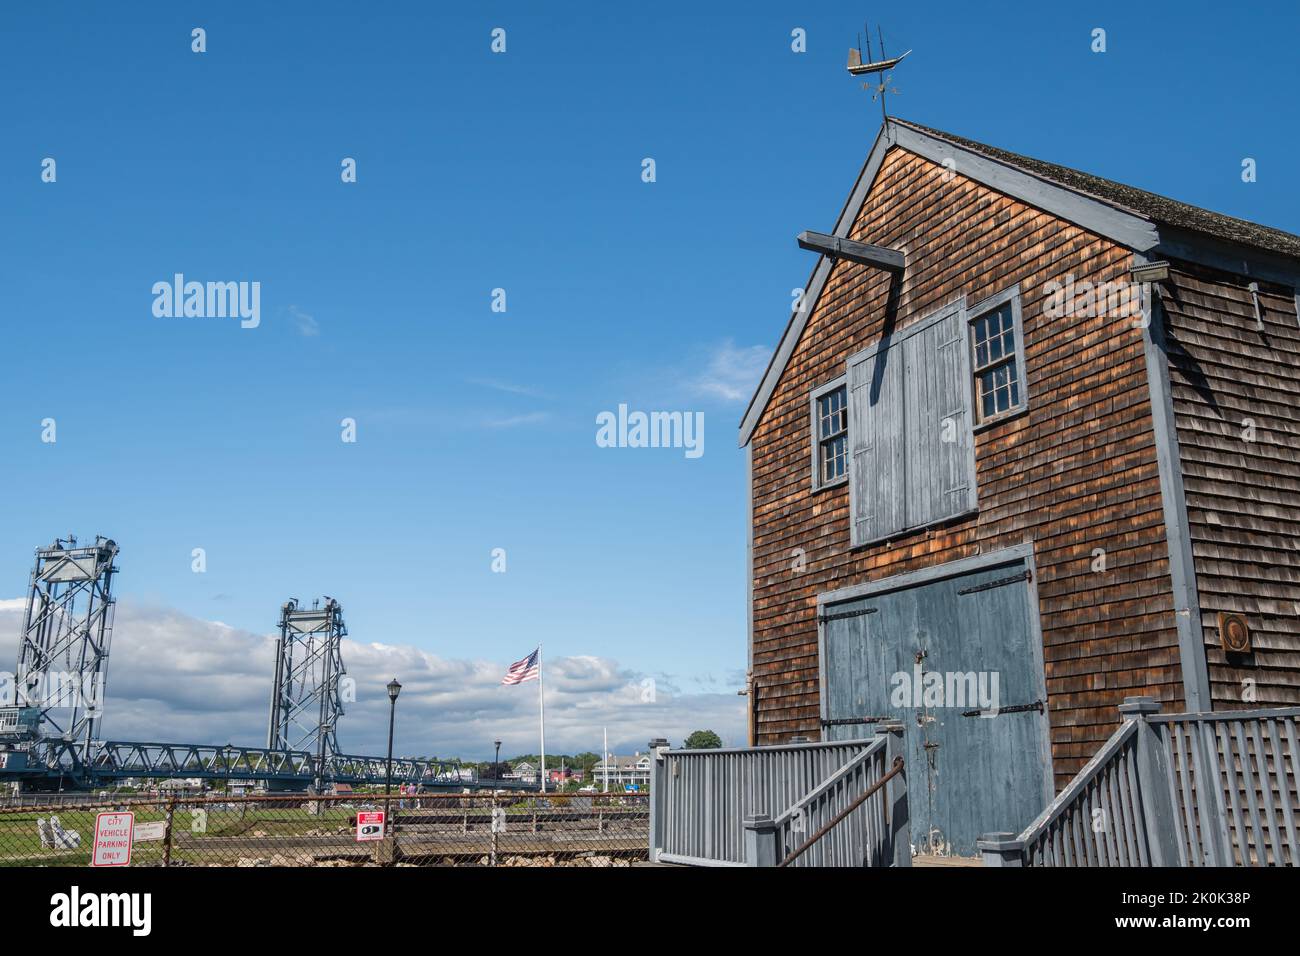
[739,117,1300,855]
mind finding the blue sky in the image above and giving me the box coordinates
[2,2,1298,757]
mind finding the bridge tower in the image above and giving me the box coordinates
[0,536,119,776]
[266,597,347,779]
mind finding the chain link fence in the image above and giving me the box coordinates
[0,791,649,867]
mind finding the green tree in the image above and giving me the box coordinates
[683,730,722,749]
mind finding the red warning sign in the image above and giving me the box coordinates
[355,810,385,842]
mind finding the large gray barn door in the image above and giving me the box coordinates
[820,552,1051,857]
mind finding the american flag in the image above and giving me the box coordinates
[502,648,540,685]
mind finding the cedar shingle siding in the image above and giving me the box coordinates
[750,147,1183,785]
[1162,264,1300,707]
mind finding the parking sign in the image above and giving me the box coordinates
[92,811,134,866]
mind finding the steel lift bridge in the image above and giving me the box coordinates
[0,537,530,793]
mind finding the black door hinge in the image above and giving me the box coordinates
[821,715,891,727]
[961,699,1045,718]
[957,569,1031,596]
[819,606,878,624]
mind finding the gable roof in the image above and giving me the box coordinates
[738,117,1300,447]
[893,119,1300,261]
[596,754,649,769]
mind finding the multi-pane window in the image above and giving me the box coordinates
[815,383,848,486]
[970,302,1024,423]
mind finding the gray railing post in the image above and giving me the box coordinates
[1191,721,1232,867]
[879,721,910,867]
[977,832,1025,867]
[1119,696,1181,867]
[743,812,780,866]
[647,737,669,862]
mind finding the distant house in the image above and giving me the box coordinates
[548,768,583,784]
[329,783,354,796]
[505,760,538,784]
[591,754,651,789]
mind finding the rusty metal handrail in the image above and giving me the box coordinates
[778,756,904,868]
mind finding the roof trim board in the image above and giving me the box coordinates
[889,123,1162,253]
[1151,223,1300,290]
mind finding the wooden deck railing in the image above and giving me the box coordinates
[980,697,1300,867]
[774,748,906,867]
[649,724,909,867]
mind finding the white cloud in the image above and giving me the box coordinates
[467,378,549,399]
[360,406,551,433]
[694,340,770,403]
[0,599,743,760]
[287,304,319,337]
[484,411,550,429]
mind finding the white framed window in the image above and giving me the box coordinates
[968,286,1029,427]
[810,376,848,490]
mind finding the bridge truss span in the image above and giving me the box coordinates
[0,537,530,792]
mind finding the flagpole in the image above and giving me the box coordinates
[538,644,547,793]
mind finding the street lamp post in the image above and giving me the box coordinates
[493,739,502,781]
[385,678,401,795]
